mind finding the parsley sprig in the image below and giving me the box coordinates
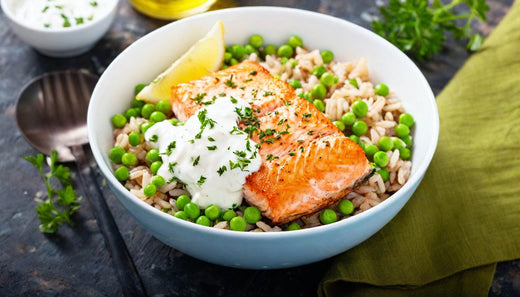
[372,0,489,60]
[23,151,81,233]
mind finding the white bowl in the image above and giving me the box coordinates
[88,6,439,269]
[1,0,118,57]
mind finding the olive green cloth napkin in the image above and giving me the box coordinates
[318,1,520,296]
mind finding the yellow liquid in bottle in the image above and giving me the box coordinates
[129,0,217,20]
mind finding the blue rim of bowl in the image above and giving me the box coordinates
[88,6,440,239]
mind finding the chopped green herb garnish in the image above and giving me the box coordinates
[207,146,217,151]
[307,130,314,135]
[197,175,206,185]
[217,166,227,176]
[42,6,49,13]
[288,152,296,156]
[23,151,81,233]
[192,155,201,166]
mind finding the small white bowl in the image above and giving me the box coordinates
[1,0,118,57]
[88,7,439,269]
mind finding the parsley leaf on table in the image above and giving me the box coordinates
[24,150,81,233]
[372,0,489,60]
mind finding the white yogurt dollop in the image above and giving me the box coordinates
[145,97,261,210]
[11,0,111,29]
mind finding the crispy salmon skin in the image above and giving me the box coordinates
[170,61,372,225]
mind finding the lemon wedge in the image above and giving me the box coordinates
[136,20,225,103]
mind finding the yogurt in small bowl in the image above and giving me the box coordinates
[1,0,118,57]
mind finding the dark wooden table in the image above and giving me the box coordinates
[1,1,518,296]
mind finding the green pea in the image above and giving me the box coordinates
[392,137,406,150]
[244,206,261,224]
[134,83,147,95]
[399,147,411,160]
[364,143,379,157]
[338,199,354,215]
[399,113,414,128]
[124,107,141,120]
[288,79,302,89]
[377,168,389,182]
[150,161,162,175]
[311,84,327,99]
[286,222,301,231]
[121,152,138,166]
[229,216,247,231]
[143,184,157,197]
[319,209,337,225]
[109,146,126,164]
[375,83,390,96]
[373,151,389,167]
[244,44,256,55]
[231,44,246,60]
[140,121,154,133]
[224,52,232,63]
[149,111,166,123]
[395,123,410,138]
[312,66,326,78]
[352,120,368,136]
[249,34,263,48]
[229,58,239,65]
[277,44,294,58]
[222,209,236,221]
[176,194,191,211]
[146,149,160,163]
[341,112,356,126]
[264,44,277,56]
[114,166,129,182]
[321,50,334,63]
[298,92,312,102]
[313,99,325,112]
[320,72,336,88]
[169,118,180,126]
[287,35,303,48]
[111,114,127,128]
[155,100,172,115]
[131,99,145,109]
[151,175,165,188]
[358,141,367,151]
[184,202,200,219]
[349,134,360,144]
[401,134,413,147]
[333,120,345,131]
[195,215,211,227]
[141,103,155,119]
[378,136,394,151]
[128,131,141,146]
[204,204,220,220]
[352,99,368,118]
[174,211,188,220]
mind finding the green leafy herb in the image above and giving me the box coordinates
[23,151,81,233]
[371,0,489,60]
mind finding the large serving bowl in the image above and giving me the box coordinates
[88,6,439,269]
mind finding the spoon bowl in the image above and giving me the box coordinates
[16,70,97,162]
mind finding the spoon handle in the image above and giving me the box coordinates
[71,145,147,297]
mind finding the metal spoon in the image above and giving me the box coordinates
[15,70,147,297]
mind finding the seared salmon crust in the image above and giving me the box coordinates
[171,61,372,225]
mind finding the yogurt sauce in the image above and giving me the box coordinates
[11,0,111,29]
[145,97,262,210]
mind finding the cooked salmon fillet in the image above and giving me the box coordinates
[171,61,295,121]
[170,61,372,225]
